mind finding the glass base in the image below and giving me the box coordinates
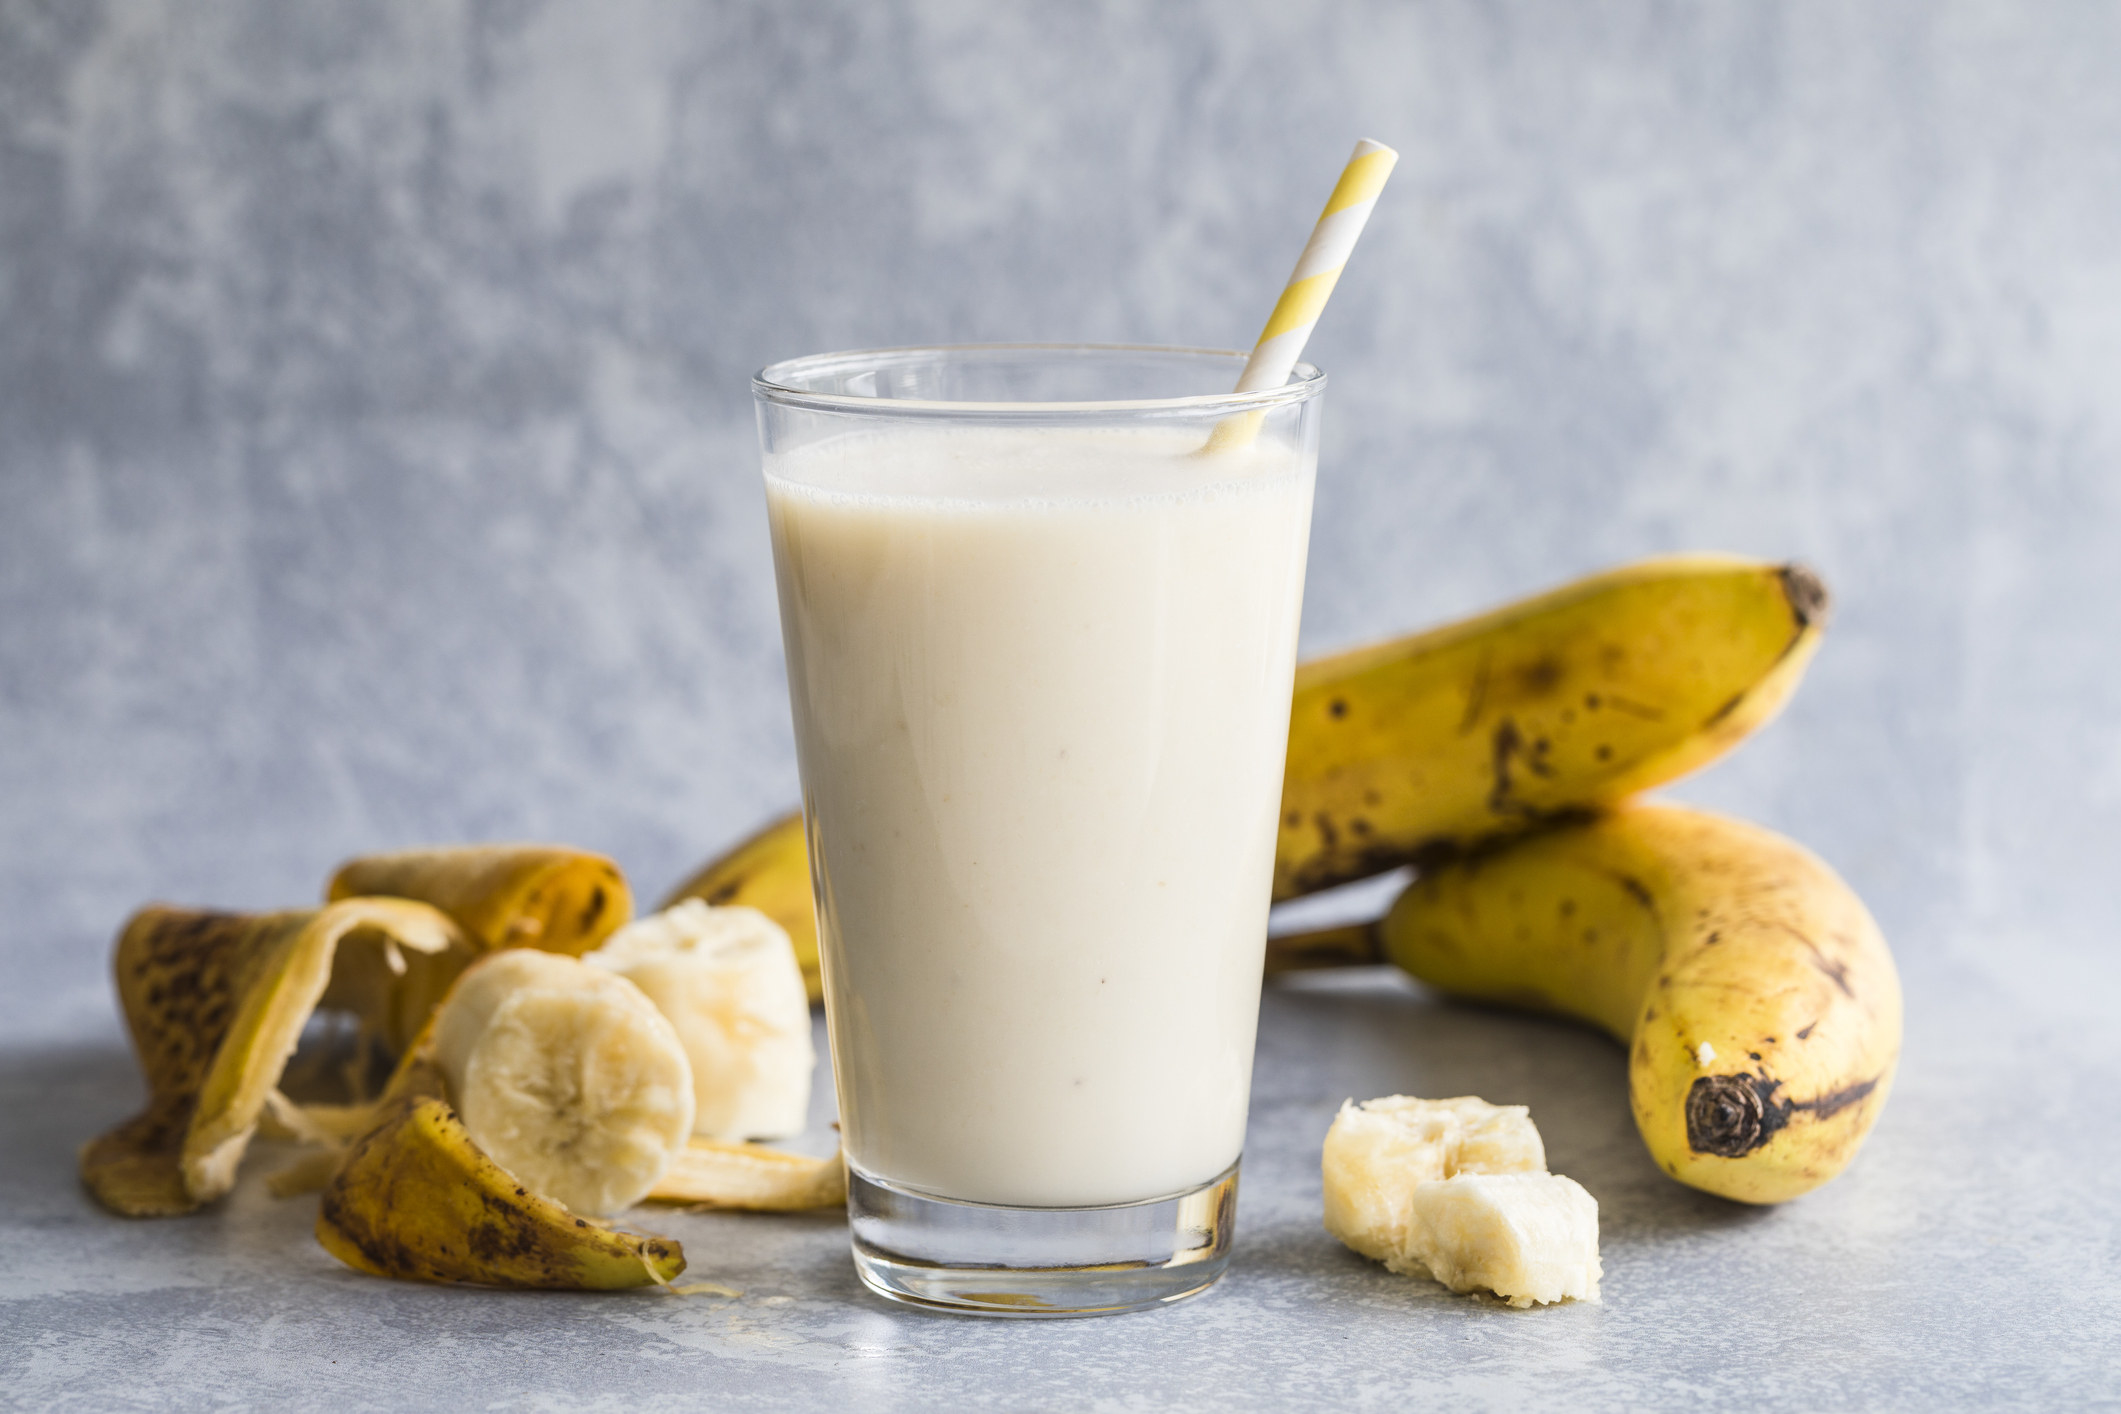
[847,1160,1241,1318]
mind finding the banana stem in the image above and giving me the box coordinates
[1264,922,1382,975]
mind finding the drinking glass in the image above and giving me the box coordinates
[755,345,1324,1316]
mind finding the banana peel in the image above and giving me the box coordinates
[327,843,632,955]
[315,1050,685,1290]
[322,844,635,1055]
[646,1138,846,1212]
[79,899,464,1217]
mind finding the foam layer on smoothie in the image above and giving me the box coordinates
[767,424,1301,508]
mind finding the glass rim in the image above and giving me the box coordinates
[752,342,1326,416]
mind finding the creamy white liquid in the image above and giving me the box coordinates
[766,425,1313,1207]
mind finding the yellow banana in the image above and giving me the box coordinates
[661,812,820,1002]
[315,1050,685,1290]
[1366,803,1901,1204]
[1276,554,1826,899]
[668,557,1826,1002]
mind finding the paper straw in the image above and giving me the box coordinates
[1205,137,1399,451]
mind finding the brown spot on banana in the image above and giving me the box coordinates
[1488,718,1525,815]
[1803,1074,1882,1122]
[1703,692,1749,728]
[1515,655,1563,695]
[1807,947,1855,998]
[1313,812,1340,852]
[577,887,609,935]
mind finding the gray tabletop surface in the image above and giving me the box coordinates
[5,2,2120,1409]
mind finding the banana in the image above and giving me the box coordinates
[666,557,1826,993]
[662,812,821,1002]
[315,1050,686,1289]
[1322,1095,1598,1306]
[1404,1173,1602,1307]
[79,899,464,1217]
[432,950,695,1218]
[1373,803,1901,1204]
[319,844,634,1072]
[586,901,815,1142]
[1277,555,1826,899]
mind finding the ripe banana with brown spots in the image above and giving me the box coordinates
[1275,554,1826,899]
[673,555,1827,1004]
[1317,802,1901,1204]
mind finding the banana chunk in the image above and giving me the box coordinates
[433,951,694,1218]
[1409,1173,1600,1307]
[1323,1095,1599,1306]
[585,901,814,1142]
[1322,1095,1544,1263]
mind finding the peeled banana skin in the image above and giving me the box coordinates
[315,1053,685,1290]
[647,1138,847,1212]
[1379,803,1902,1204]
[328,843,631,955]
[323,844,635,1055]
[669,556,1827,1004]
[79,899,464,1217]
[1276,555,1827,900]
[661,812,821,1003]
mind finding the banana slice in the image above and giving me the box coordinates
[432,951,694,1218]
[1323,1094,1598,1306]
[584,901,814,1142]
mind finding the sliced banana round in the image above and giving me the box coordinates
[434,950,694,1218]
[585,900,814,1142]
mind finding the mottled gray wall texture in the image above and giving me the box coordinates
[4,2,2117,1042]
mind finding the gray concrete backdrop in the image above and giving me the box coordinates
[3,2,2119,1407]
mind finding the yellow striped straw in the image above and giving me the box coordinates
[1206,137,1399,451]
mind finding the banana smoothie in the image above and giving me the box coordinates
[767,423,1314,1208]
